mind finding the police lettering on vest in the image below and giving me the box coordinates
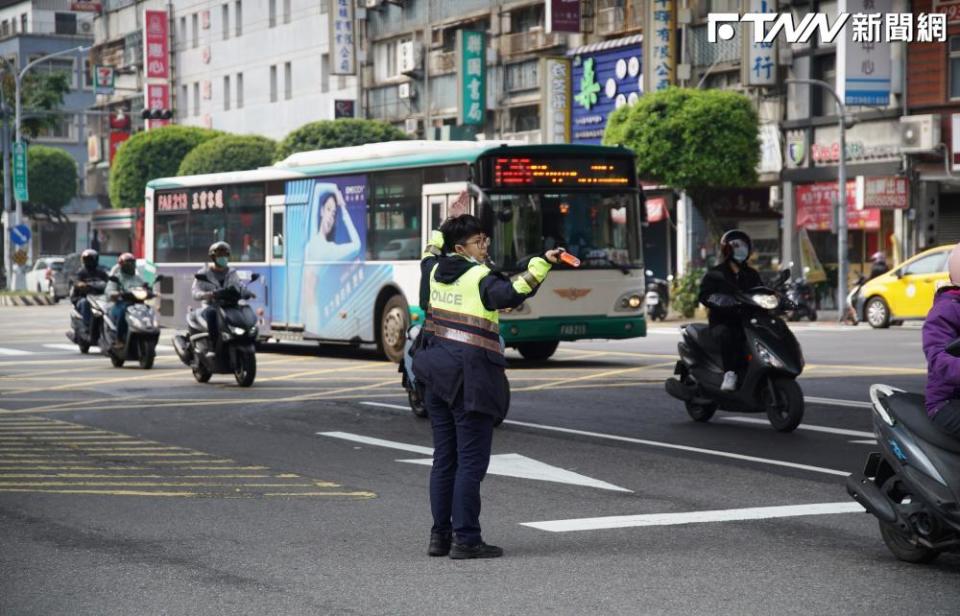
[430,290,463,306]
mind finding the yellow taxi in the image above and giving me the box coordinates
[856,245,953,328]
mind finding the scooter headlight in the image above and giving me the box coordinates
[231,326,246,336]
[248,326,259,337]
[755,341,785,369]
[751,293,780,310]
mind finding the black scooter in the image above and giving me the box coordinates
[664,269,806,432]
[846,375,960,563]
[66,279,108,354]
[784,274,817,322]
[645,270,671,322]
[173,273,261,387]
[96,279,162,369]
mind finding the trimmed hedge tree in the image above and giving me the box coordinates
[274,119,408,161]
[178,134,277,176]
[109,126,222,210]
[25,145,77,221]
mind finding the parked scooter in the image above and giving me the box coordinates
[664,268,806,432]
[66,279,108,354]
[97,280,161,369]
[645,270,672,322]
[784,271,818,322]
[172,273,261,387]
[847,379,960,563]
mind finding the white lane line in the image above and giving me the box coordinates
[317,431,434,455]
[805,396,873,409]
[850,439,879,445]
[0,347,31,356]
[522,502,866,532]
[502,419,850,477]
[718,416,875,438]
[43,344,99,353]
[360,401,409,411]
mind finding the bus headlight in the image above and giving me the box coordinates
[615,291,644,312]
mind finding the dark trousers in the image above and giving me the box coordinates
[77,297,92,326]
[201,306,219,351]
[111,302,129,342]
[711,320,745,373]
[426,387,495,546]
[933,401,960,437]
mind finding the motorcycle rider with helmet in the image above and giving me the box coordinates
[105,253,146,350]
[697,229,763,392]
[71,249,109,329]
[191,242,254,359]
[869,251,889,280]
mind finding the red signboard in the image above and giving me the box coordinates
[71,0,102,11]
[934,0,960,24]
[144,10,169,79]
[646,196,667,223]
[109,132,130,165]
[795,182,881,231]
[546,0,582,33]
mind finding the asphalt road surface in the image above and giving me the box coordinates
[0,305,956,615]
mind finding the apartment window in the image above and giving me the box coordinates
[2,21,9,37]
[813,55,837,116]
[20,13,26,33]
[192,13,199,48]
[510,106,540,132]
[181,84,189,117]
[283,0,291,24]
[224,75,231,110]
[54,12,77,35]
[37,114,74,141]
[506,61,539,92]
[269,0,277,27]
[373,38,411,81]
[321,54,330,93]
[235,0,242,36]
[270,65,278,102]
[951,36,960,100]
[179,16,187,47]
[284,62,292,100]
[33,58,76,88]
[511,4,543,32]
[236,72,244,108]
[222,4,229,40]
[193,82,200,116]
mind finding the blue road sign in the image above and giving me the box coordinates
[9,223,30,246]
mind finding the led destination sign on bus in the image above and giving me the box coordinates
[491,157,632,188]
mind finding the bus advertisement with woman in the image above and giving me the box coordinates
[146,141,647,362]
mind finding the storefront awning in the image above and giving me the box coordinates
[92,208,136,230]
[566,34,643,57]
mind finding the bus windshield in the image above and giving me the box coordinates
[487,191,641,271]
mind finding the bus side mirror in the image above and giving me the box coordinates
[194,273,206,281]
[250,273,261,282]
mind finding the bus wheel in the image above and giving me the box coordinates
[517,341,559,361]
[379,295,408,363]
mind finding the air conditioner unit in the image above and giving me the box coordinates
[404,117,420,135]
[900,114,941,154]
[398,40,421,74]
[398,82,416,99]
[80,21,93,33]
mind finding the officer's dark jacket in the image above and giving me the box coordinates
[70,267,109,302]
[412,255,542,419]
[698,259,763,326]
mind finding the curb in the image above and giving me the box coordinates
[0,293,56,307]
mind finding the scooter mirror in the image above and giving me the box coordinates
[947,338,960,357]
[250,273,261,282]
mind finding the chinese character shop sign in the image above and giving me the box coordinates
[837,0,892,105]
[643,0,676,93]
[571,42,643,144]
[329,0,356,75]
[546,0,581,33]
[743,0,777,86]
[542,57,570,143]
[144,10,169,79]
[457,31,486,126]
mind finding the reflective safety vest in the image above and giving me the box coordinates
[426,262,502,354]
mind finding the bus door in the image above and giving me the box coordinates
[422,182,471,243]
[267,202,285,329]
[279,202,308,340]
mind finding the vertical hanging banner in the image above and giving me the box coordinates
[643,0,676,93]
[545,0,581,33]
[837,0,892,106]
[13,142,28,202]
[329,0,356,75]
[143,9,171,129]
[742,0,777,87]
[952,113,960,172]
[457,31,486,127]
[541,57,571,143]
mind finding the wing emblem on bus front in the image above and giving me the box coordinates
[553,288,592,301]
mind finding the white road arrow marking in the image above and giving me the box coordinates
[522,502,866,533]
[318,431,631,493]
[0,347,31,356]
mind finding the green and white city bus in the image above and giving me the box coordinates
[145,140,647,362]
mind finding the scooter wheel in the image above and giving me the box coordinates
[193,364,212,383]
[408,384,428,418]
[879,521,941,564]
[78,343,90,354]
[808,310,818,322]
[685,401,717,422]
[234,352,256,387]
[765,379,804,432]
[110,354,125,368]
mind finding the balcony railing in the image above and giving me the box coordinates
[500,29,562,57]
[595,0,643,36]
[429,50,456,75]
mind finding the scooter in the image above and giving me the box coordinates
[66,279,108,354]
[97,281,161,369]
[645,270,672,322]
[172,273,261,387]
[784,274,817,322]
[846,379,960,563]
[664,268,806,432]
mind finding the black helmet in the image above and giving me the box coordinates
[208,241,231,260]
[81,248,99,270]
[118,252,136,275]
[720,229,753,264]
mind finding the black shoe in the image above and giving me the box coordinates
[449,542,503,560]
[428,533,452,557]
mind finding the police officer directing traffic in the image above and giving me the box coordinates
[413,214,563,560]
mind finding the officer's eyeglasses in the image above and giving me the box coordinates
[463,235,490,249]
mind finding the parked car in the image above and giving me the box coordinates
[25,257,68,302]
[854,244,953,329]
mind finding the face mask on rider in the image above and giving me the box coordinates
[730,241,750,264]
[214,256,229,269]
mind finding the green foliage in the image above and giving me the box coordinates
[25,145,77,220]
[109,126,222,210]
[671,266,707,319]
[178,134,276,176]
[274,119,409,161]
[1,71,71,138]
[603,88,760,192]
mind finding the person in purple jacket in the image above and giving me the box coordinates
[921,242,960,438]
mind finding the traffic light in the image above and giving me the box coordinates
[141,108,174,120]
